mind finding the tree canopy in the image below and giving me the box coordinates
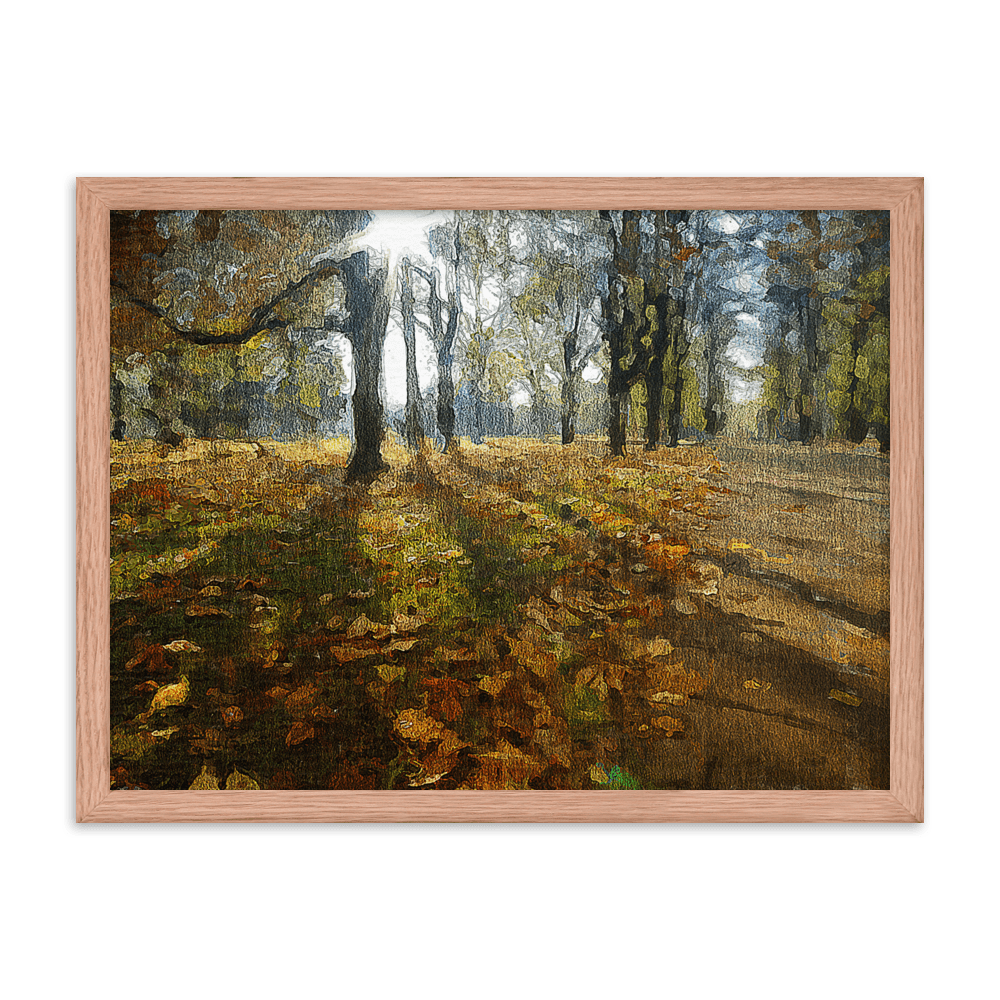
[111,208,891,464]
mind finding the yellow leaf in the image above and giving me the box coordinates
[392,612,426,633]
[646,638,674,658]
[346,614,378,638]
[330,645,374,663]
[189,765,219,790]
[394,709,447,743]
[162,639,202,653]
[479,671,513,695]
[647,691,687,706]
[225,770,260,790]
[386,638,418,653]
[149,675,189,713]
[590,763,611,784]
[829,689,862,707]
[376,662,406,684]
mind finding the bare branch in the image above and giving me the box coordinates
[112,258,343,347]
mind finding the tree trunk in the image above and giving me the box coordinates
[111,377,126,441]
[643,295,671,451]
[608,391,627,456]
[342,252,391,481]
[665,297,689,448]
[437,293,458,450]
[703,327,723,436]
[644,362,663,451]
[398,262,423,450]
[561,307,580,444]
[798,293,819,445]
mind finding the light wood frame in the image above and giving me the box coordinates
[78,178,923,822]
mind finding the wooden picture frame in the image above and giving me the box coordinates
[78,177,923,822]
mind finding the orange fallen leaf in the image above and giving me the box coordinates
[125,644,169,672]
[221,705,244,727]
[286,721,315,746]
[394,708,447,743]
[469,739,545,789]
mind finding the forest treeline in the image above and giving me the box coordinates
[111,208,890,480]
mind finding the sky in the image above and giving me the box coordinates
[350,210,452,406]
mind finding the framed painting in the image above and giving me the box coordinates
[77,178,923,822]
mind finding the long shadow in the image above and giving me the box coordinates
[110,467,402,790]
[439,446,890,790]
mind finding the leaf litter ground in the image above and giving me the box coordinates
[110,435,889,791]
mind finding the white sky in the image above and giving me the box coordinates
[342,211,454,406]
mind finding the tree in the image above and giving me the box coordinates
[762,211,831,443]
[818,211,890,449]
[410,220,462,451]
[396,259,424,450]
[599,211,645,456]
[110,210,394,477]
[598,211,700,454]
[340,251,393,479]
[509,213,604,444]
[761,210,890,448]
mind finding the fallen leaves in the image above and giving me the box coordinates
[185,604,232,618]
[162,639,203,653]
[149,675,189,714]
[829,689,862,707]
[125,644,169,672]
[286,721,315,746]
[467,739,544,789]
[394,708,447,744]
[651,715,684,736]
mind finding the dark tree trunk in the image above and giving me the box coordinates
[111,378,126,441]
[141,407,185,448]
[665,296,689,448]
[398,262,423,450]
[342,252,391,481]
[415,231,461,452]
[797,292,819,445]
[608,391,627,457]
[600,212,636,457]
[643,294,672,451]
[703,327,723,436]
[434,291,458,451]
[645,361,663,450]
[561,307,580,445]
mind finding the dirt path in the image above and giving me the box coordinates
[649,437,890,789]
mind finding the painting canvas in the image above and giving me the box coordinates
[105,203,896,796]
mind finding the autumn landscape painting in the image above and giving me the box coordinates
[109,209,890,792]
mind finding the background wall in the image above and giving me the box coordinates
[2,3,991,996]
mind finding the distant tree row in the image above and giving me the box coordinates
[110,208,890,479]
